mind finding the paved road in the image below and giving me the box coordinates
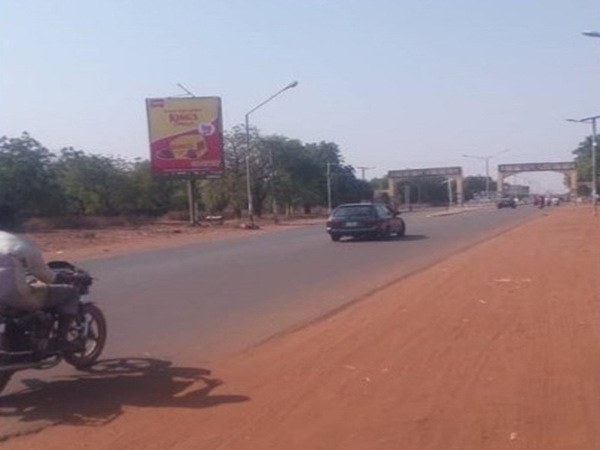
[4,207,541,394]
[0,207,544,439]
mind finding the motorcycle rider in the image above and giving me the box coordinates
[0,205,82,353]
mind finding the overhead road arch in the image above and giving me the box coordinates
[387,166,464,206]
[497,162,577,197]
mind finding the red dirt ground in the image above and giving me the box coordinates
[26,218,324,262]
[2,207,598,449]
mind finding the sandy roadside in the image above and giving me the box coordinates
[26,218,325,262]
[1,206,598,449]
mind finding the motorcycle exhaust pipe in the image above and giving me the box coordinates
[0,356,61,373]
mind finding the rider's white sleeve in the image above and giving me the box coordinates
[21,238,56,284]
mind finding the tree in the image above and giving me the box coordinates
[221,125,259,218]
[266,136,322,213]
[370,177,389,191]
[394,176,449,206]
[127,160,176,215]
[572,135,597,183]
[463,176,497,200]
[0,133,65,217]
[57,148,133,215]
[0,130,375,221]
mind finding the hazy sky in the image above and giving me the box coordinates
[2,0,599,192]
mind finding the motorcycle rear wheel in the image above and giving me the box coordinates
[64,303,107,370]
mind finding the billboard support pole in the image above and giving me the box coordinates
[187,177,197,226]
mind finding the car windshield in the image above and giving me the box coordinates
[333,206,374,218]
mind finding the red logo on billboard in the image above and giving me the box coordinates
[169,113,198,126]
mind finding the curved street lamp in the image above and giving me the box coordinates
[245,81,299,226]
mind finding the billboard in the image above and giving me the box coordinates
[146,97,224,177]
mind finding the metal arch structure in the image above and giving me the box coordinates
[387,167,464,206]
[497,162,577,197]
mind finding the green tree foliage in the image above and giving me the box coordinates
[57,148,133,215]
[0,130,370,221]
[572,135,598,182]
[392,176,450,206]
[0,133,65,217]
[463,176,497,200]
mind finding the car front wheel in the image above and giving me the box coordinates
[397,220,406,237]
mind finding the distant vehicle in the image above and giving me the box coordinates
[497,197,517,209]
[326,203,406,242]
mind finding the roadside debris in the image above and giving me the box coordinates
[494,277,512,283]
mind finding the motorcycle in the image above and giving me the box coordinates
[0,261,107,395]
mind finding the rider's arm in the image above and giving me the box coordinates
[20,238,56,284]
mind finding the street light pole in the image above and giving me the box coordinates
[244,114,254,225]
[567,115,599,215]
[268,144,279,223]
[485,158,490,197]
[244,81,298,226]
[581,31,600,215]
[593,120,597,216]
[356,166,374,180]
[326,162,333,214]
[462,149,510,199]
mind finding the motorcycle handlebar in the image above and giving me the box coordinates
[48,261,93,294]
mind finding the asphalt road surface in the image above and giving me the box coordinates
[3,207,541,398]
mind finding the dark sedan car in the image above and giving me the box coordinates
[497,197,517,209]
[326,203,406,241]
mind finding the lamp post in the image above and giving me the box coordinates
[244,81,298,226]
[326,162,333,214]
[567,116,599,215]
[583,31,600,38]
[462,149,510,199]
[356,166,375,180]
[578,31,600,215]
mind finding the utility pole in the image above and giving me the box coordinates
[462,150,510,199]
[566,115,599,216]
[269,145,279,223]
[356,166,375,180]
[186,177,197,225]
[327,162,333,214]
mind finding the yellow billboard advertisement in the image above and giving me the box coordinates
[146,97,224,176]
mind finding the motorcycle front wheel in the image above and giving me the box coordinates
[0,372,13,395]
[64,303,107,370]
